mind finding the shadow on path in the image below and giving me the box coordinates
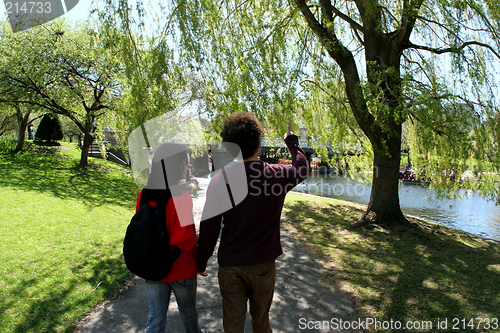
[76,226,355,333]
[76,178,356,333]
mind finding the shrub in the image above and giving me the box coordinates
[35,115,64,142]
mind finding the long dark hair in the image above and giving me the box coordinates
[142,143,188,205]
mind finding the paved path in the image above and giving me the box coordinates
[76,178,356,333]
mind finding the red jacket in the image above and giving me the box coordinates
[136,189,198,283]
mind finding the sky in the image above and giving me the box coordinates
[62,0,94,23]
[0,0,168,34]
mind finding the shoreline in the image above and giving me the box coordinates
[289,190,500,244]
[283,191,500,324]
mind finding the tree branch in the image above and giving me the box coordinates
[294,0,376,140]
[395,0,425,47]
[293,0,348,60]
[319,0,364,33]
[408,40,500,60]
[319,0,333,23]
[333,6,364,33]
[415,14,458,40]
[352,0,367,24]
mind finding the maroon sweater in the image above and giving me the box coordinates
[197,134,309,271]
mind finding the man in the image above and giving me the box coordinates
[28,122,34,140]
[197,112,308,332]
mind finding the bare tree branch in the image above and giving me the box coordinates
[317,1,364,33]
[408,40,500,60]
[395,0,425,47]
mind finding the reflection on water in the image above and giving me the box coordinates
[292,174,500,241]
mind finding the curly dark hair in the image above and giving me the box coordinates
[220,112,263,159]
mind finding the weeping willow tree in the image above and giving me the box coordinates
[175,0,500,228]
[91,0,206,153]
[112,0,499,228]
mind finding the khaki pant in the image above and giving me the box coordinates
[218,260,276,333]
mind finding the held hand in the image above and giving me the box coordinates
[284,121,295,140]
[198,271,208,277]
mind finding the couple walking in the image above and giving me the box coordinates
[138,112,309,333]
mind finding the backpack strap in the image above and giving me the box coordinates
[161,158,168,189]
[221,167,235,208]
[140,158,172,222]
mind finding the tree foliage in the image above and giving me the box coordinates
[91,0,204,138]
[0,19,120,167]
[156,0,500,226]
[90,0,210,171]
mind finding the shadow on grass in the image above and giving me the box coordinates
[0,241,129,333]
[284,197,500,331]
[0,140,136,332]
[0,146,138,208]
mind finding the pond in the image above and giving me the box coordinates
[292,173,500,241]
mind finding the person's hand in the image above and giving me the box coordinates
[198,271,208,277]
[284,121,295,140]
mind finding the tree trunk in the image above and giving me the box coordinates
[78,119,94,168]
[79,131,93,169]
[349,125,413,229]
[15,128,26,153]
[14,109,31,153]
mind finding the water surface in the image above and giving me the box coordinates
[292,174,500,241]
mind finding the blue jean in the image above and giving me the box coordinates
[144,276,200,333]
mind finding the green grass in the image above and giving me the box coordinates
[0,138,139,332]
[400,152,409,166]
[283,192,500,333]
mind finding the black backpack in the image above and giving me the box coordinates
[123,189,182,281]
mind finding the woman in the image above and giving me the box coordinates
[137,143,206,333]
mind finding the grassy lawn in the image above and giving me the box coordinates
[0,138,139,332]
[283,192,500,332]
